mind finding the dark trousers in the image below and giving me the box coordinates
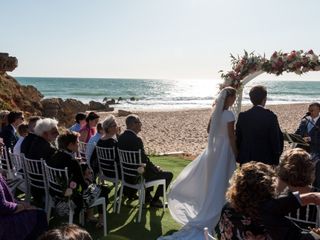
[146,170,173,201]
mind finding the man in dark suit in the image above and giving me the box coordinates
[236,85,283,165]
[118,114,173,208]
[1,111,24,152]
[295,102,320,160]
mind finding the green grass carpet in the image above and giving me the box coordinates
[50,156,190,240]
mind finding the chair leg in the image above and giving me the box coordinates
[69,210,74,224]
[138,188,143,223]
[117,185,124,214]
[102,201,107,236]
[162,182,166,211]
[113,182,119,213]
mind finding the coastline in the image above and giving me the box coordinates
[98,103,308,157]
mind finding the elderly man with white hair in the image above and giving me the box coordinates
[25,118,59,161]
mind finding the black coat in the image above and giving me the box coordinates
[236,106,283,165]
[117,130,161,180]
[1,124,18,151]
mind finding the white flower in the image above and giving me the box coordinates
[64,188,73,197]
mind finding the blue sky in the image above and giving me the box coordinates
[2,0,320,80]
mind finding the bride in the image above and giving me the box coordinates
[158,87,238,240]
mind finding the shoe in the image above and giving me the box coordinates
[150,199,164,208]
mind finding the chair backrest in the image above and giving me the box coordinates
[44,163,69,197]
[0,145,13,178]
[117,149,143,183]
[9,152,26,179]
[203,227,216,240]
[286,204,320,230]
[96,146,118,179]
[23,156,47,190]
[78,141,88,161]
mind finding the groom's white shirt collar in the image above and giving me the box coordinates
[311,115,320,123]
[126,129,137,135]
[256,105,265,108]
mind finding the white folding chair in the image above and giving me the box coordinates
[23,156,49,211]
[44,163,107,236]
[96,146,120,212]
[0,145,14,179]
[117,149,166,222]
[78,141,88,162]
[204,227,216,240]
[286,205,320,230]
[43,163,75,223]
[8,152,27,193]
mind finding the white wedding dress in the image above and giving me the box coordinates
[158,89,236,240]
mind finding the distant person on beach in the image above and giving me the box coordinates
[159,87,237,240]
[13,123,29,155]
[1,111,24,151]
[20,116,41,155]
[295,102,320,160]
[69,112,87,133]
[236,85,283,166]
[118,114,173,207]
[79,112,100,143]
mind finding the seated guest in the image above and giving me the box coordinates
[117,114,173,207]
[20,116,41,156]
[81,163,109,228]
[90,115,119,175]
[0,110,9,135]
[295,102,320,160]
[13,123,29,155]
[25,118,59,207]
[48,131,88,214]
[0,173,48,240]
[38,224,92,240]
[1,111,24,152]
[277,148,317,229]
[25,118,59,160]
[69,112,87,133]
[85,122,103,164]
[217,161,320,240]
[79,112,100,143]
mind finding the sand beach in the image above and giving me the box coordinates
[98,103,308,158]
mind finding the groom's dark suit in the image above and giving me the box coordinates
[117,130,173,201]
[236,106,283,165]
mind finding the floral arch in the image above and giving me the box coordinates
[219,50,320,118]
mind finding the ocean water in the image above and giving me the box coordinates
[16,77,320,110]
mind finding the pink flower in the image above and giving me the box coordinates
[69,181,77,189]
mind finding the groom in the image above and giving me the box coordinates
[236,85,283,165]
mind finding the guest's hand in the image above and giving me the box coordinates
[156,165,162,172]
[303,137,311,142]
